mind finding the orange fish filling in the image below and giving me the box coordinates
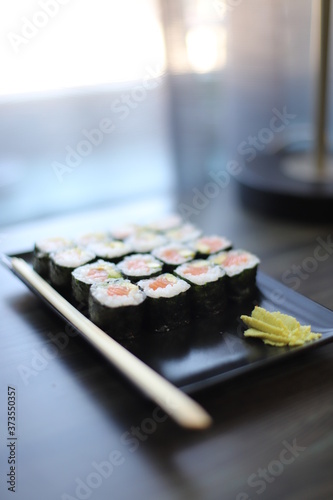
[149,276,172,290]
[127,260,150,273]
[222,254,248,267]
[199,237,224,253]
[183,265,208,276]
[107,285,130,296]
[162,249,180,262]
[87,268,108,280]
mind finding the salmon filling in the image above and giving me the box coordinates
[198,237,225,253]
[107,285,130,297]
[162,249,180,262]
[222,254,249,267]
[127,260,150,273]
[149,276,173,290]
[183,265,208,276]
[87,268,109,280]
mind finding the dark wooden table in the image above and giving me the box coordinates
[1,187,333,500]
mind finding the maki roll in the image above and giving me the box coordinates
[49,247,95,289]
[75,232,110,247]
[175,260,226,317]
[209,249,260,299]
[125,229,167,253]
[165,223,202,243]
[110,223,140,241]
[33,237,73,277]
[72,260,122,304]
[88,278,146,339]
[146,214,182,232]
[137,273,191,332]
[88,240,132,263]
[117,253,162,281]
[191,235,232,259]
[152,244,195,272]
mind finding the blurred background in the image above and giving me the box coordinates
[0,0,327,228]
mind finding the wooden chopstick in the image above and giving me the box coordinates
[10,257,213,430]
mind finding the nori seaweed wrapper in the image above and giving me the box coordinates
[88,281,146,339]
[226,266,259,301]
[145,291,190,333]
[175,260,227,317]
[49,248,95,290]
[188,278,227,317]
[33,250,50,277]
[137,274,191,333]
[208,249,260,301]
[33,237,73,278]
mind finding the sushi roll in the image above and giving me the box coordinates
[49,247,95,289]
[125,230,167,253]
[117,253,162,282]
[175,260,226,317]
[165,223,202,243]
[137,273,191,332]
[75,232,110,247]
[110,223,140,241]
[209,249,260,299]
[146,214,183,232]
[191,235,232,259]
[88,240,132,263]
[33,237,73,277]
[88,278,146,339]
[152,244,195,272]
[72,260,122,304]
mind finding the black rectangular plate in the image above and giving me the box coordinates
[5,252,333,393]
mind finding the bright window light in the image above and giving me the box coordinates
[0,0,166,96]
[186,25,227,74]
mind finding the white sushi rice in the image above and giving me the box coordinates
[175,260,225,286]
[152,244,194,265]
[125,230,167,253]
[75,232,110,247]
[110,223,140,240]
[88,240,132,259]
[165,223,202,243]
[51,247,95,268]
[192,235,232,255]
[36,237,73,254]
[90,279,146,308]
[208,252,228,266]
[208,250,260,277]
[146,214,183,232]
[117,254,162,277]
[138,273,190,299]
[72,260,121,284]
